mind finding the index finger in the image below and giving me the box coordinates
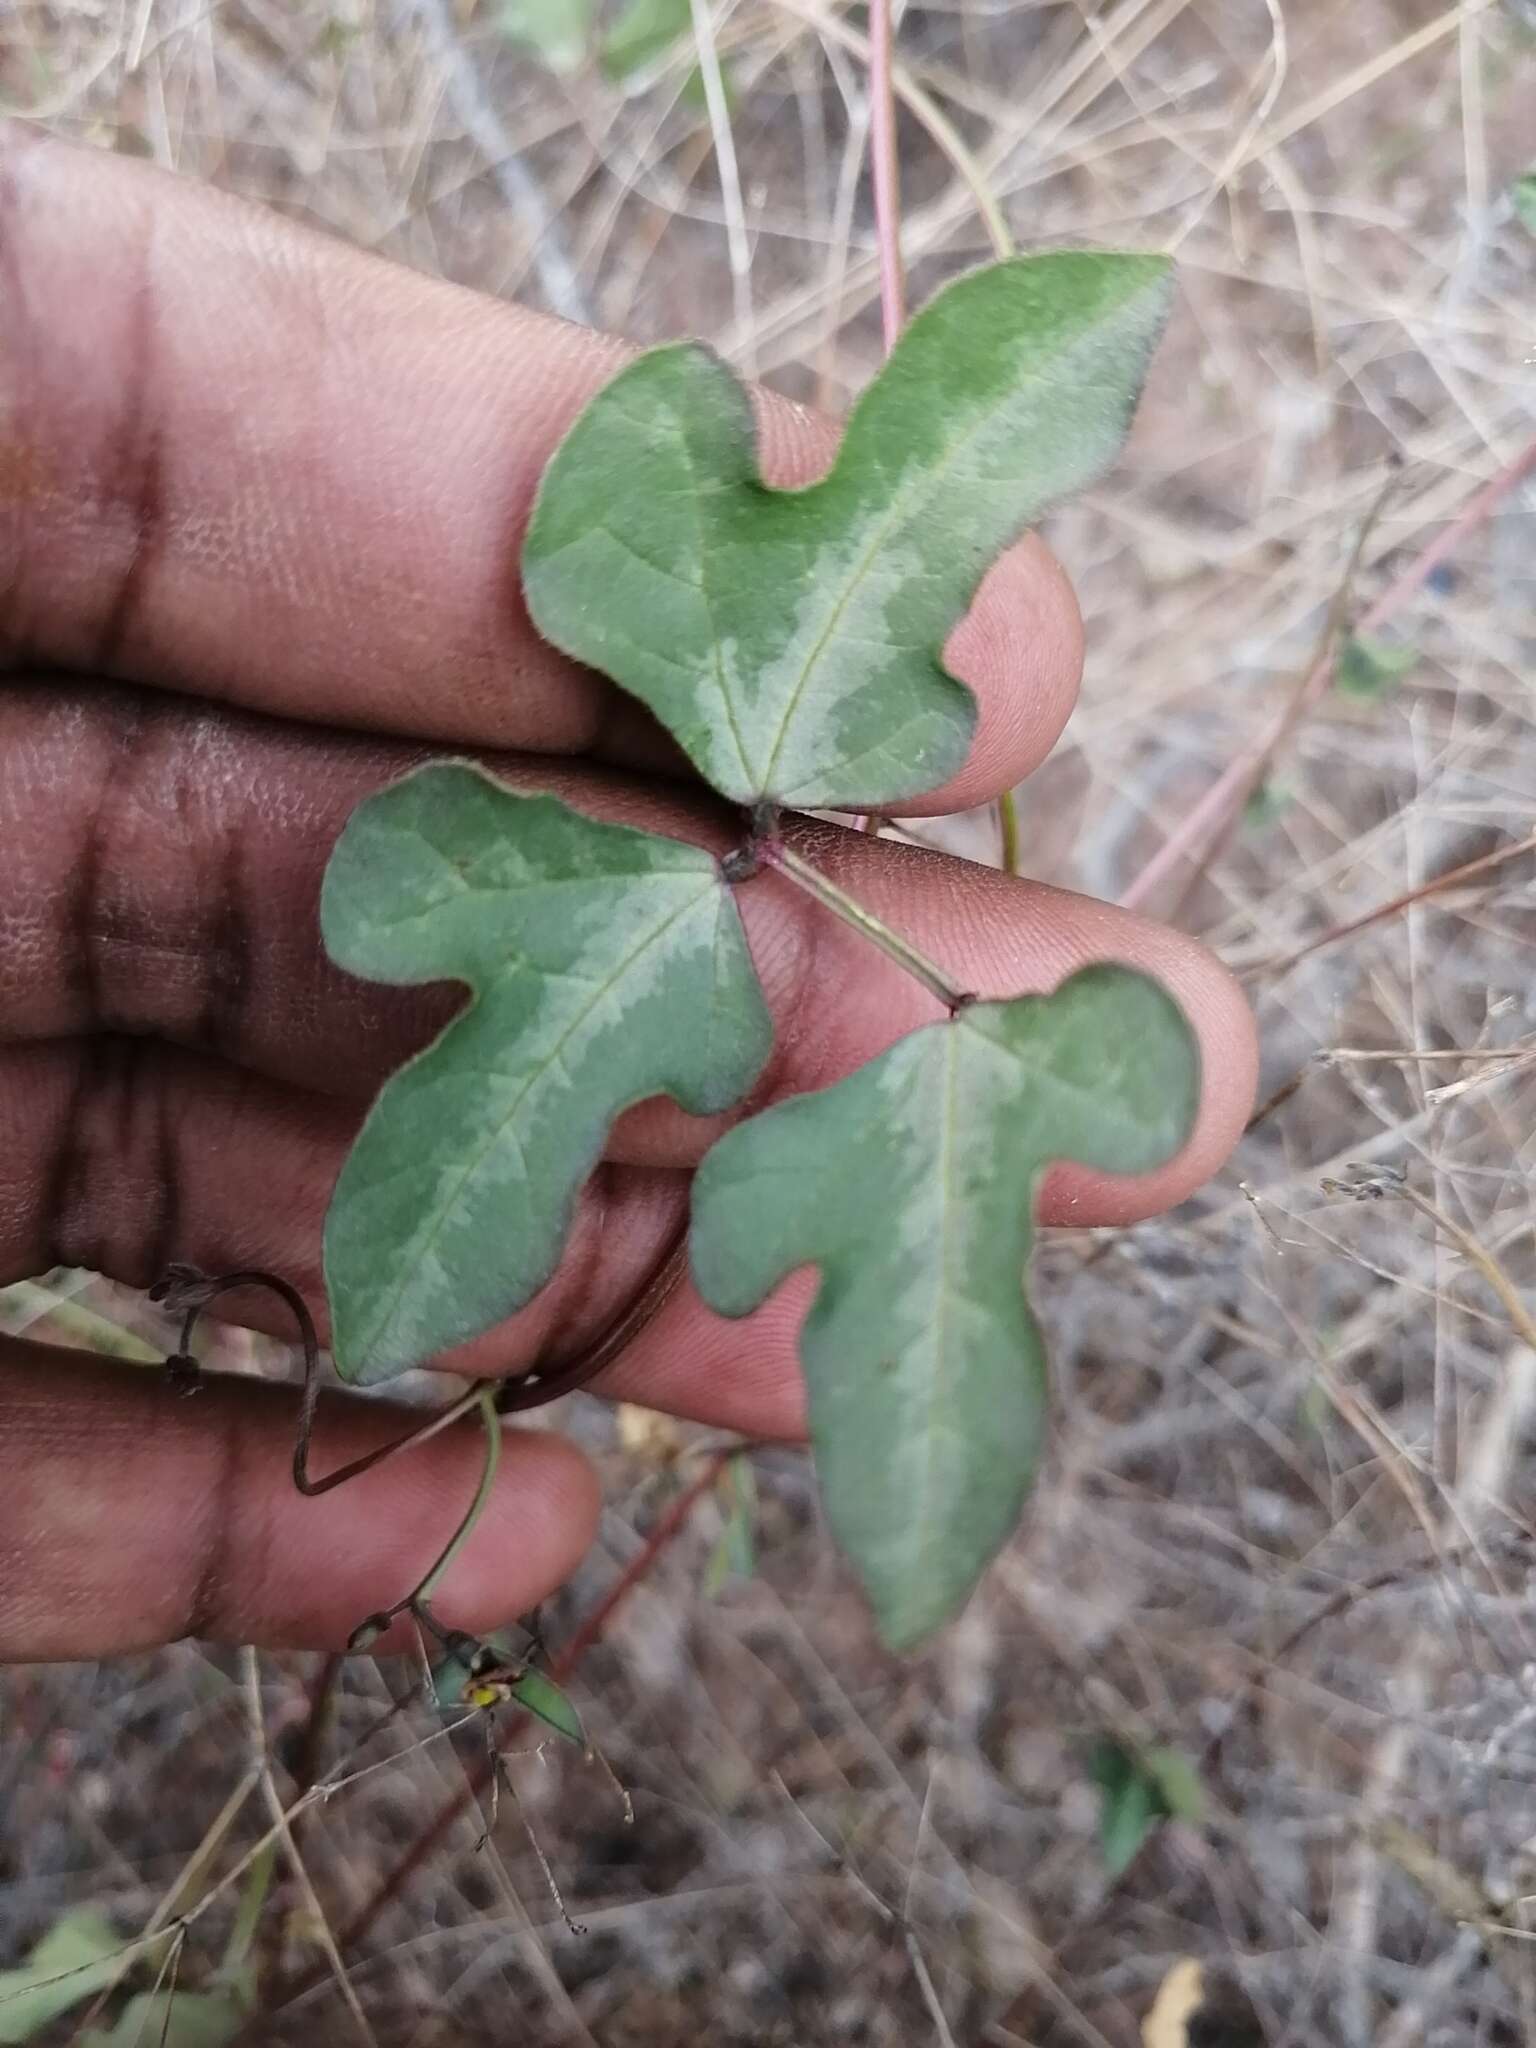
[0,123,1082,817]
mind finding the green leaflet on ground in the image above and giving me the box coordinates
[690,966,1199,1646]
[523,254,1172,810]
[1089,1736,1204,1876]
[321,764,771,1382]
[81,1991,247,2048]
[1513,170,1536,236]
[1336,632,1418,699]
[601,0,690,79]
[499,0,593,72]
[704,1455,757,1596]
[0,1910,126,2043]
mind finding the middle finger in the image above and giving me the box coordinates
[1,678,1254,1218]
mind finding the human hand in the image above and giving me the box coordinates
[0,126,1256,1660]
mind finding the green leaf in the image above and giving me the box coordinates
[1336,633,1418,699]
[1145,1745,1205,1825]
[0,1910,124,2043]
[82,1991,247,2048]
[1241,776,1291,831]
[601,0,691,79]
[499,0,593,72]
[524,254,1173,810]
[1088,1737,1203,1875]
[1513,170,1536,235]
[510,1668,586,1746]
[1089,1738,1161,1875]
[704,1456,757,1595]
[322,764,771,1380]
[690,965,1198,1645]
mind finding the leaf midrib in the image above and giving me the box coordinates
[354,874,717,1363]
[665,407,756,795]
[757,305,1127,799]
[897,1028,964,1634]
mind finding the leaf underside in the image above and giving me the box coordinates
[689,966,1200,1647]
[523,252,1173,811]
[321,764,771,1382]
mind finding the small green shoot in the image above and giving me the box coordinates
[1336,633,1419,700]
[704,1456,758,1596]
[601,0,691,81]
[498,0,592,71]
[1089,1737,1205,1876]
[1242,777,1293,831]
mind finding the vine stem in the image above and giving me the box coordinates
[762,840,972,1013]
[304,1451,737,1978]
[409,1383,502,1611]
[997,789,1021,876]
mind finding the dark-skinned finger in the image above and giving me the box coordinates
[0,681,1257,1212]
[0,1038,760,1413]
[0,122,1080,817]
[0,1338,598,1659]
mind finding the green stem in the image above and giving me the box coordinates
[218,1841,277,1983]
[411,1384,502,1611]
[765,841,972,1013]
[997,790,1021,876]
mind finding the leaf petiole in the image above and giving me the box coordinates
[762,840,973,1014]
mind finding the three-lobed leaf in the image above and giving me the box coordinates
[321,764,771,1382]
[318,254,1186,1649]
[689,967,1199,1647]
[523,253,1172,811]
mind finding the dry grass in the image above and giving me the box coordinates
[3,0,1536,2042]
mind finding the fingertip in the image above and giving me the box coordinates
[0,1348,605,1659]
[298,1418,603,1655]
[902,534,1084,817]
[1039,929,1258,1227]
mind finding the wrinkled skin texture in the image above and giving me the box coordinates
[0,124,1257,1659]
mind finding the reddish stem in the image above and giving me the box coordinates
[868,0,904,352]
[1120,432,1536,914]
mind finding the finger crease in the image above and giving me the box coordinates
[90,218,166,671]
[46,1034,179,1286]
[183,1394,244,1643]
